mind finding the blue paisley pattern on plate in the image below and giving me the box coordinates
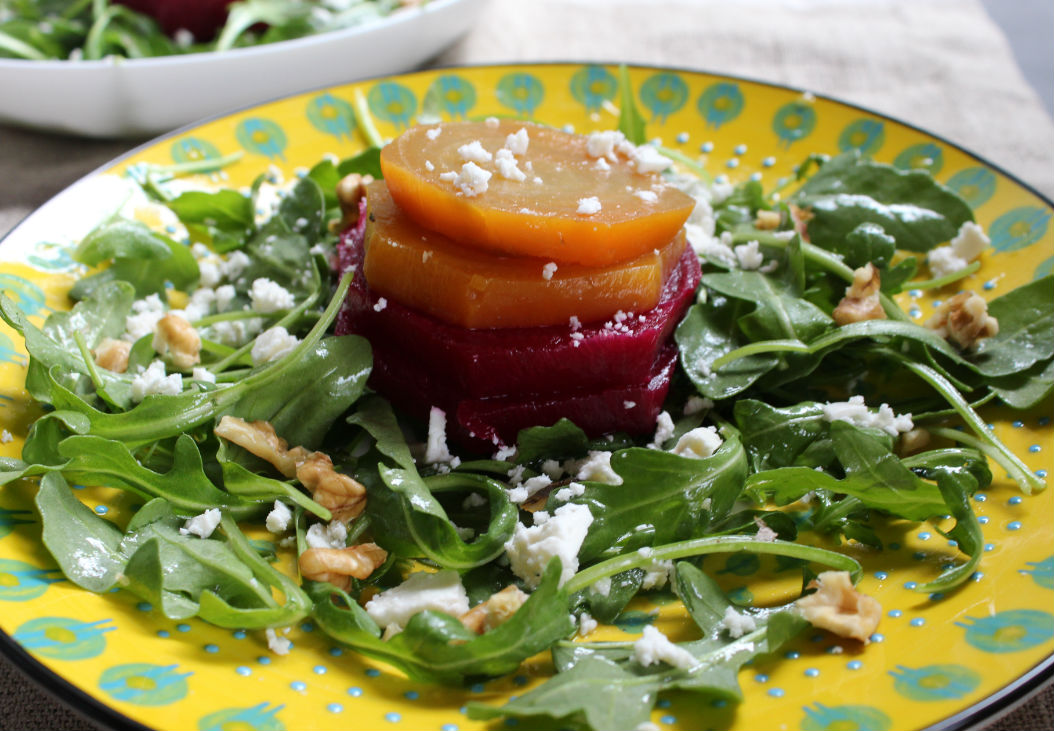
[13,617,114,660]
[988,206,1052,252]
[424,75,477,119]
[306,94,357,141]
[889,664,981,701]
[495,72,544,117]
[696,82,745,129]
[198,703,286,731]
[801,703,891,731]
[946,166,998,208]
[0,559,64,601]
[772,101,817,147]
[893,142,944,174]
[957,609,1054,653]
[368,82,417,129]
[98,663,192,706]
[235,118,288,161]
[570,65,617,113]
[638,72,689,122]
[171,137,222,167]
[838,119,885,155]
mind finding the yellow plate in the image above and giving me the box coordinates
[0,63,1051,731]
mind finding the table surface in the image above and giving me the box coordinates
[0,1,1051,729]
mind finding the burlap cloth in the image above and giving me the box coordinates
[0,0,1051,728]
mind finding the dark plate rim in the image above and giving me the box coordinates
[0,60,1050,731]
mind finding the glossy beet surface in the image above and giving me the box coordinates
[335,204,700,399]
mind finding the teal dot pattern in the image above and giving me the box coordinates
[889,664,981,701]
[893,142,943,174]
[696,82,745,129]
[569,65,617,113]
[495,72,544,117]
[13,617,114,660]
[170,137,222,167]
[98,663,192,706]
[772,101,817,147]
[306,94,356,141]
[838,119,885,155]
[235,118,288,161]
[946,166,997,208]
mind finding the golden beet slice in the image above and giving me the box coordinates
[362,181,686,329]
[379,119,695,267]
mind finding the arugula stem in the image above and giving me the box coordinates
[885,352,1045,494]
[0,31,49,60]
[71,330,106,394]
[660,146,712,183]
[564,536,861,596]
[711,339,808,371]
[353,89,385,148]
[910,261,981,291]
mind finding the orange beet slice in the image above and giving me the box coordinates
[379,119,695,267]
[363,181,686,329]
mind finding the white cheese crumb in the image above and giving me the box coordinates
[624,400,637,410]
[553,481,586,503]
[633,625,697,669]
[631,145,673,174]
[463,492,487,509]
[484,117,500,129]
[251,326,300,365]
[504,502,594,589]
[578,612,598,636]
[424,160,435,171]
[265,500,293,534]
[265,627,292,656]
[506,474,552,505]
[0,429,12,444]
[594,158,611,172]
[214,284,237,312]
[124,294,166,342]
[179,508,221,538]
[634,189,659,203]
[493,148,527,181]
[719,605,757,638]
[191,367,216,384]
[591,576,612,596]
[305,520,348,549]
[753,517,778,542]
[492,445,517,461]
[542,262,558,280]
[423,406,455,465]
[648,410,676,449]
[373,297,388,312]
[457,140,493,164]
[444,162,492,197]
[504,128,530,155]
[734,240,765,270]
[683,396,714,415]
[640,560,673,590]
[209,318,264,348]
[575,450,623,485]
[586,130,627,161]
[250,278,295,314]
[926,221,990,278]
[569,315,582,330]
[425,127,442,140]
[222,250,251,281]
[131,360,182,402]
[671,426,723,459]
[365,570,470,634]
[822,395,913,436]
[577,196,602,215]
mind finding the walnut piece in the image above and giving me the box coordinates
[331,173,375,233]
[93,337,131,373]
[832,263,886,325]
[898,428,931,456]
[458,585,530,634]
[754,209,782,230]
[298,543,388,592]
[924,291,999,350]
[152,313,202,369]
[214,416,366,520]
[796,570,881,643]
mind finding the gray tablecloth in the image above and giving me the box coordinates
[0,0,1051,728]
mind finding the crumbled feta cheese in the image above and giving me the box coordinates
[198,260,222,289]
[484,117,500,129]
[305,520,348,549]
[577,196,602,215]
[214,284,237,312]
[575,450,623,485]
[734,240,764,270]
[683,396,714,415]
[250,278,295,313]
[251,326,300,365]
[209,317,264,348]
[0,429,12,444]
[265,627,292,655]
[506,474,552,505]
[492,445,517,462]
[586,130,627,161]
[631,145,673,174]
[624,400,636,410]
[494,148,527,181]
[648,411,676,449]
[671,426,723,459]
[457,140,492,164]
[424,406,454,464]
[222,251,251,281]
[926,221,990,278]
[424,160,435,171]
[192,367,216,384]
[364,570,470,633]
[265,500,293,534]
[124,294,166,342]
[504,503,594,588]
[569,315,582,330]
[634,189,659,203]
[542,262,558,280]
[130,360,182,402]
[425,127,442,140]
[822,395,913,436]
[179,508,221,538]
[553,481,586,503]
[182,287,217,321]
[719,605,757,638]
[633,625,697,669]
[443,162,492,197]
[541,459,564,479]
[504,128,530,155]
[640,560,673,590]
[753,517,778,542]
[578,612,598,636]
[373,297,388,312]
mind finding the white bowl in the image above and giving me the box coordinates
[0,0,485,138]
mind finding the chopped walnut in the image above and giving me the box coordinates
[296,451,367,522]
[93,337,131,373]
[924,291,999,350]
[298,543,387,592]
[152,313,202,369]
[331,173,374,233]
[754,209,782,230]
[833,263,886,325]
[898,428,931,456]
[789,204,813,240]
[214,416,367,520]
[458,585,530,634]
[796,571,881,643]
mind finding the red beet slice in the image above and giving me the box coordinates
[116,0,234,40]
[335,209,700,399]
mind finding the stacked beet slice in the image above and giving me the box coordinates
[335,195,701,450]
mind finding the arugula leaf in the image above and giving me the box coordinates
[617,64,646,145]
[165,189,255,253]
[971,275,1054,377]
[989,356,1054,409]
[791,151,974,254]
[515,419,590,464]
[702,271,832,343]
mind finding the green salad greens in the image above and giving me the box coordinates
[0,83,1050,731]
[0,0,410,61]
